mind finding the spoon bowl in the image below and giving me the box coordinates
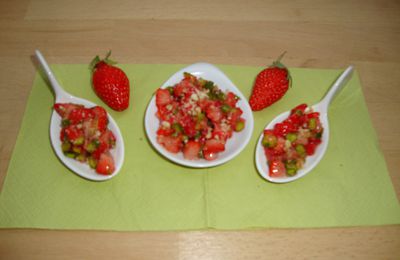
[256,66,354,183]
[35,50,124,181]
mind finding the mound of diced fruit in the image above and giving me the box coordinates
[155,72,246,161]
[262,103,323,177]
[54,103,116,175]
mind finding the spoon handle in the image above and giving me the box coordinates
[35,50,68,101]
[318,65,354,113]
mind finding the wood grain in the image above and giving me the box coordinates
[0,0,399,258]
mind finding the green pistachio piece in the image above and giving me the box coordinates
[286,133,297,142]
[234,121,245,132]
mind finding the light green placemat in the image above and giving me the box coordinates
[0,64,399,231]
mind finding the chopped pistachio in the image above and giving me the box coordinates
[234,121,245,132]
[286,133,297,142]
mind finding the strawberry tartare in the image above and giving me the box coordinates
[262,103,324,177]
[154,72,246,161]
[54,103,116,175]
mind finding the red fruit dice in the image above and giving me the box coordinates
[249,52,291,111]
[155,88,172,107]
[269,159,286,177]
[206,105,223,123]
[54,103,83,118]
[63,125,84,143]
[203,139,225,160]
[91,52,130,111]
[68,107,94,124]
[291,103,308,115]
[157,135,182,153]
[96,153,115,175]
[91,106,108,119]
[183,141,201,160]
[273,121,297,137]
[225,92,238,107]
[204,139,225,153]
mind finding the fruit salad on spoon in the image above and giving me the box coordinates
[35,50,125,181]
[255,65,354,183]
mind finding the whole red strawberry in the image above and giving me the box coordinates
[91,51,130,111]
[249,52,291,111]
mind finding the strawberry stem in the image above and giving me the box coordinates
[276,51,287,63]
[272,51,287,69]
[105,50,112,60]
[90,50,117,71]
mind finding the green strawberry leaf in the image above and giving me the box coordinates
[89,50,117,71]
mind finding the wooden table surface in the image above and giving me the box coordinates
[1,0,399,259]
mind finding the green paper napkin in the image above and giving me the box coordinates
[0,64,399,231]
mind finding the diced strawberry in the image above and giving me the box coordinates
[183,141,201,160]
[91,106,108,130]
[305,143,317,155]
[264,148,284,163]
[305,112,320,119]
[63,125,84,142]
[203,139,225,154]
[156,88,172,107]
[273,121,297,137]
[107,130,116,147]
[157,127,174,136]
[264,129,274,136]
[94,117,107,132]
[68,107,94,124]
[225,92,238,107]
[228,108,243,125]
[92,142,107,159]
[203,150,218,161]
[290,103,308,115]
[305,138,321,155]
[91,105,107,116]
[173,83,186,97]
[269,159,286,177]
[91,130,115,159]
[197,99,210,110]
[54,103,83,118]
[202,139,222,161]
[156,105,171,121]
[157,135,182,153]
[101,129,116,148]
[206,105,223,123]
[203,139,225,160]
[180,117,197,137]
[269,137,286,156]
[82,119,97,139]
[96,153,115,175]
[286,113,302,128]
[213,123,232,141]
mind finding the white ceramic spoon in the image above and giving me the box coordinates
[256,66,354,183]
[35,50,124,181]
